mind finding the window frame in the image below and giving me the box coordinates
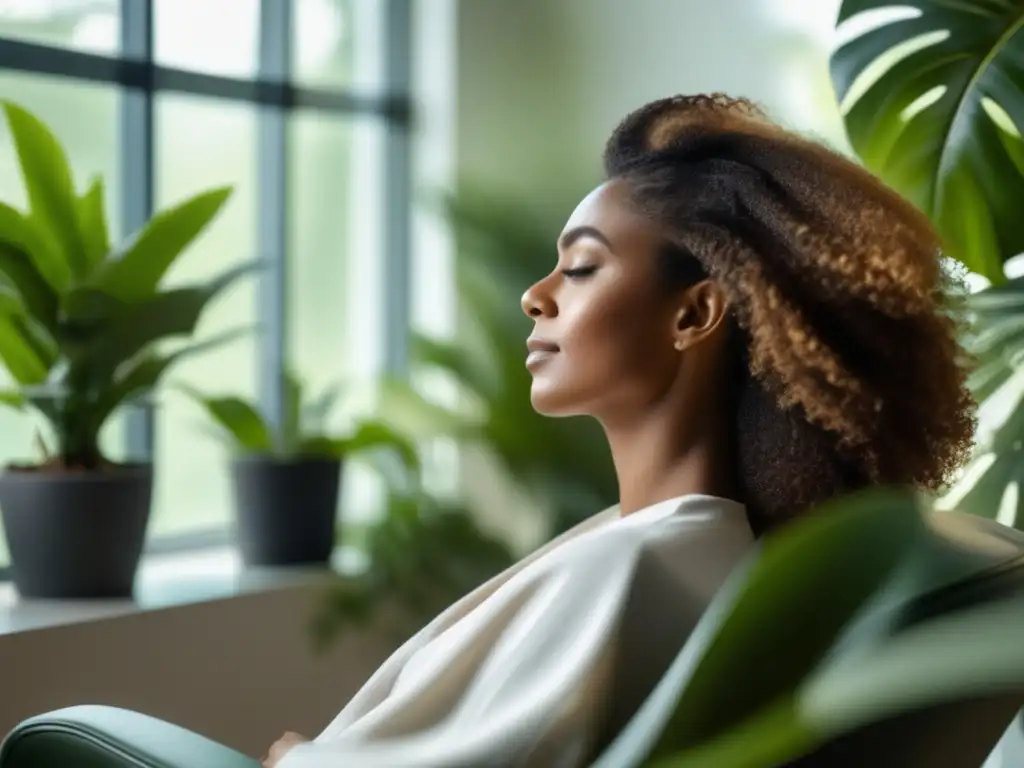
[0,0,414,577]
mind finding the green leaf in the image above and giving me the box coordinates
[178,385,272,453]
[594,489,924,767]
[334,420,420,473]
[650,698,814,768]
[311,492,516,649]
[60,285,124,325]
[654,591,1024,766]
[0,201,69,293]
[939,451,1019,523]
[660,488,922,754]
[2,102,87,279]
[377,378,479,440]
[0,317,49,384]
[800,594,1024,737]
[68,260,257,372]
[0,389,24,410]
[302,380,344,434]
[68,288,204,370]
[0,282,25,315]
[413,333,497,401]
[945,274,1024,523]
[76,176,109,268]
[831,0,1024,281]
[0,243,59,331]
[92,186,234,301]
[88,326,252,434]
[967,276,1024,318]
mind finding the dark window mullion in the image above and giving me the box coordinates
[256,0,292,439]
[382,0,413,375]
[120,0,155,462]
[0,37,403,118]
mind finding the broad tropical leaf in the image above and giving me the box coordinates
[178,385,273,453]
[831,0,1024,282]
[413,333,498,403]
[0,389,23,409]
[0,201,69,293]
[938,279,1024,530]
[0,243,58,331]
[0,283,24,316]
[332,420,420,472]
[76,176,109,268]
[67,260,257,373]
[0,317,49,385]
[88,326,252,432]
[377,377,482,439]
[1,102,87,279]
[593,490,928,767]
[656,594,1024,767]
[92,186,233,301]
[653,488,923,756]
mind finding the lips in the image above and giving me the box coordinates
[526,337,559,371]
[526,337,560,354]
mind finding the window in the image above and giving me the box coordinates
[0,0,414,570]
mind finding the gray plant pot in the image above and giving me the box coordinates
[0,466,153,599]
[230,456,342,567]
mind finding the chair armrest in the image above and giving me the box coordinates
[0,705,261,768]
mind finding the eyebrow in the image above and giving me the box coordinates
[558,225,614,253]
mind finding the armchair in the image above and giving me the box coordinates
[3,502,1023,768]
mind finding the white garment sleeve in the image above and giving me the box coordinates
[278,529,644,768]
[277,495,754,768]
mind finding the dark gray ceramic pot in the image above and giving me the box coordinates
[230,456,342,567]
[0,465,153,599]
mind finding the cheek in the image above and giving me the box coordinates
[531,282,674,413]
[565,283,670,370]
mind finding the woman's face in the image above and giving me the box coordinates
[521,180,689,419]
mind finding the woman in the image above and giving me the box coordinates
[266,93,975,767]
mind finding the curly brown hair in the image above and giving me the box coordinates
[604,93,976,531]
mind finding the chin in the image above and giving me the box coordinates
[529,382,583,417]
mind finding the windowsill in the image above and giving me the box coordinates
[0,546,368,637]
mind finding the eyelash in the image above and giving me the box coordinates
[561,266,597,279]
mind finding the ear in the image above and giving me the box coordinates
[671,279,730,352]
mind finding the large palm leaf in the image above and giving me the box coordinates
[938,277,1024,529]
[831,2,1024,528]
[594,490,1024,767]
[831,0,1024,283]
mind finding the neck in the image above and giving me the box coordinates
[601,394,737,516]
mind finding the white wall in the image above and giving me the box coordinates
[456,0,847,206]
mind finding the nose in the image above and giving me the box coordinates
[521,276,557,319]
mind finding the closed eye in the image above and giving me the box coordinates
[561,265,597,279]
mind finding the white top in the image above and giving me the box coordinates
[280,494,754,768]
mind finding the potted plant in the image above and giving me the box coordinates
[181,370,418,567]
[311,485,517,649]
[0,102,252,598]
